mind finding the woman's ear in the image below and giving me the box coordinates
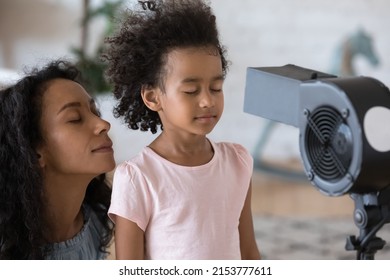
[141,85,162,112]
[35,147,46,168]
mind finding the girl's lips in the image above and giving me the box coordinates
[195,115,217,122]
[195,113,217,118]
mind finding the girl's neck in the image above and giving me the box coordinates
[149,133,214,166]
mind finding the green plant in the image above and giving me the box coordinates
[71,0,124,94]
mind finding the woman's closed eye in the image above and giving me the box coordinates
[68,118,82,124]
[66,107,100,124]
[67,113,82,123]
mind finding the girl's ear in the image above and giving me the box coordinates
[141,85,162,112]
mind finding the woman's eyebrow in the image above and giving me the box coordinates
[57,102,81,115]
[57,98,95,115]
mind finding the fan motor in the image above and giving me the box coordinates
[305,106,353,182]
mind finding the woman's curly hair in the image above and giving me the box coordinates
[0,60,114,259]
[103,0,228,134]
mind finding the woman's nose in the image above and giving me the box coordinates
[94,116,111,134]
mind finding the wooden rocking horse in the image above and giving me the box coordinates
[329,28,379,76]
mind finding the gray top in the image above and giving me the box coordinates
[44,205,108,260]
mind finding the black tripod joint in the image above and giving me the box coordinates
[344,189,390,259]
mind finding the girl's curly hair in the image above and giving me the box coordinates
[0,60,114,259]
[103,0,228,134]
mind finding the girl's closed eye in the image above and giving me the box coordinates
[183,88,199,95]
[210,80,224,93]
[210,87,222,93]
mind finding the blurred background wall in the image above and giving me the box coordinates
[2,0,390,259]
[1,0,389,163]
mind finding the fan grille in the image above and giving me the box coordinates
[305,106,353,182]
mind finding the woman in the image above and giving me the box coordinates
[0,60,115,259]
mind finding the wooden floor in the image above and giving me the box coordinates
[251,164,354,218]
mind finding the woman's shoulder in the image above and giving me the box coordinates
[45,205,106,260]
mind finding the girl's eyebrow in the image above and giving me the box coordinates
[181,75,224,84]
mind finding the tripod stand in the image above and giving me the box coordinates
[345,187,390,259]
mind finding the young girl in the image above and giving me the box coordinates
[0,60,115,259]
[104,0,261,259]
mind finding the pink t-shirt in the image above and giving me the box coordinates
[108,140,253,259]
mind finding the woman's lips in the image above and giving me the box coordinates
[92,142,113,153]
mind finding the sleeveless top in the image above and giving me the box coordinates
[44,205,108,260]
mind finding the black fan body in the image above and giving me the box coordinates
[299,76,390,196]
[244,64,390,196]
[243,64,390,259]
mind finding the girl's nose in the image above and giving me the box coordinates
[199,90,214,108]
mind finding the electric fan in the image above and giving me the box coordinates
[244,64,390,259]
